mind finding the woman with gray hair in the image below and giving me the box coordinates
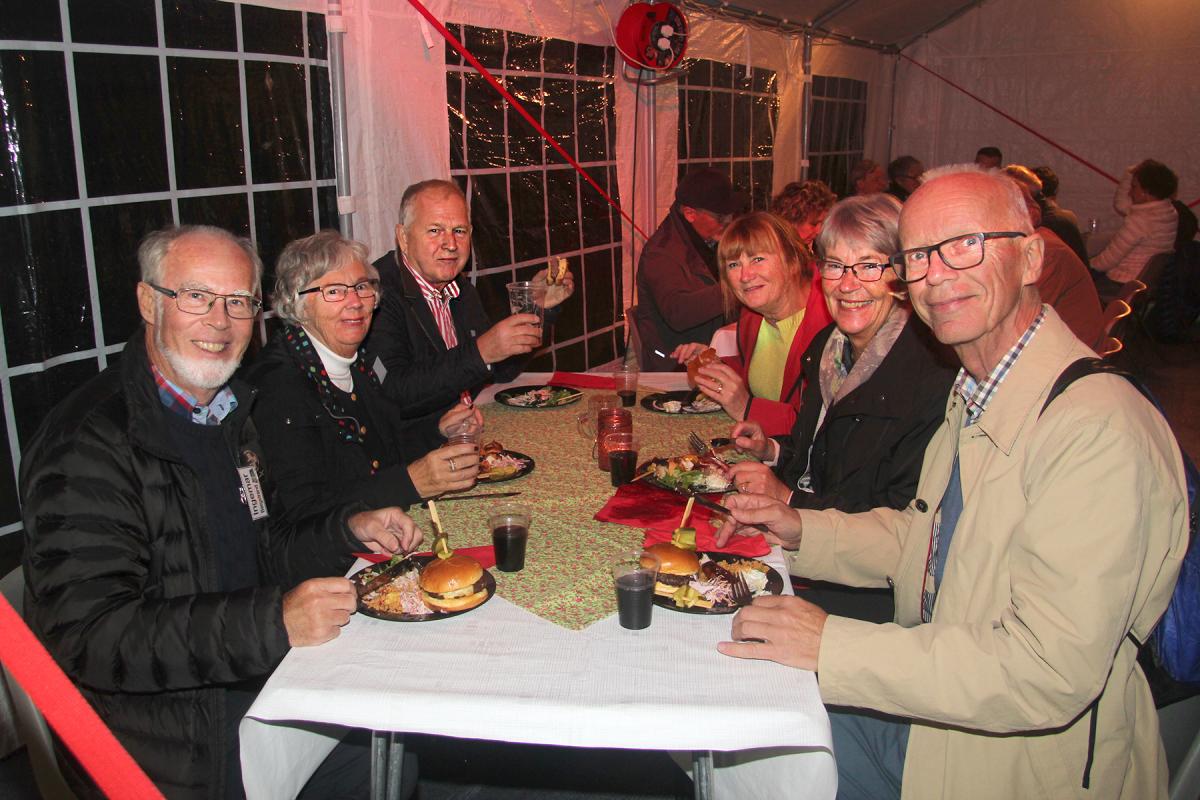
[245,230,481,520]
[724,194,958,622]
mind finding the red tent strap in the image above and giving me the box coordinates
[899,54,1121,185]
[0,595,163,798]
[407,0,650,241]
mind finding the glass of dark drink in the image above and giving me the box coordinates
[488,503,531,572]
[614,366,639,407]
[604,432,641,487]
[613,550,659,630]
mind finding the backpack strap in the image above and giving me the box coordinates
[1039,357,1141,419]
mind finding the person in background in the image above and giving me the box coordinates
[634,168,747,371]
[771,179,837,247]
[21,225,423,798]
[367,180,575,428]
[886,155,924,202]
[1091,160,1179,300]
[1030,164,1090,265]
[974,146,1002,169]
[723,194,957,624]
[1003,165,1104,348]
[670,212,832,436]
[245,231,484,522]
[848,159,888,196]
[714,166,1186,799]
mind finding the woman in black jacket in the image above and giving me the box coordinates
[727,194,958,622]
[245,231,482,521]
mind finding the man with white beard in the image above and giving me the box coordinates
[21,225,423,798]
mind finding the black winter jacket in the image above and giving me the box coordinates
[779,316,958,513]
[243,330,442,518]
[20,332,363,799]
[366,250,522,427]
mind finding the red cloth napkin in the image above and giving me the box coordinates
[593,482,770,558]
[352,545,499,570]
[550,371,616,390]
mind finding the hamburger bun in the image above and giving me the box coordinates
[644,543,699,592]
[419,554,488,612]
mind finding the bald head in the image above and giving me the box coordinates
[899,166,1044,378]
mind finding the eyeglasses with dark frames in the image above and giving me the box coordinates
[297,279,381,303]
[816,259,891,283]
[148,284,262,319]
[889,231,1028,283]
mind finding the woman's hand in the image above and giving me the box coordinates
[695,362,750,420]
[437,401,483,439]
[670,342,709,364]
[729,420,773,461]
[407,443,480,498]
[727,462,791,503]
[714,492,804,550]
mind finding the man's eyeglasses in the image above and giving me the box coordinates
[699,209,733,225]
[889,231,1027,283]
[297,278,381,303]
[148,284,262,319]
[816,260,890,283]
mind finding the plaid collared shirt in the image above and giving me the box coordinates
[152,364,238,426]
[920,306,1046,622]
[403,255,461,349]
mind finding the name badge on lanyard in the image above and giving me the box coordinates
[237,466,269,521]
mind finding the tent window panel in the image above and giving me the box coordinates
[241,5,304,58]
[317,185,338,230]
[581,168,611,249]
[732,94,751,158]
[253,187,315,286]
[587,330,615,368]
[0,50,78,207]
[545,168,581,254]
[734,64,754,92]
[613,246,623,313]
[507,32,542,71]
[510,171,548,264]
[163,0,236,52]
[578,43,607,77]
[3,0,62,40]
[448,72,466,171]
[710,92,732,158]
[69,0,157,47]
[687,90,712,159]
[608,165,621,240]
[553,256,585,342]
[0,389,16,531]
[544,39,576,75]
[245,61,312,184]
[91,200,174,345]
[464,72,506,168]
[0,210,93,365]
[685,59,711,87]
[75,52,169,197]
[555,339,586,372]
[809,75,868,198]
[584,249,614,332]
[178,192,251,238]
[11,359,99,454]
[752,161,773,214]
[751,95,774,159]
[473,269,516,328]
[732,161,751,204]
[463,26,505,70]
[752,67,774,94]
[711,62,733,88]
[311,65,335,181]
[168,57,246,191]
[445,23,464,66]
[577,81,609,163]
[307,12,327,60]
[468,172,512,269]
[542,78,576,165]
[506,76,545,168]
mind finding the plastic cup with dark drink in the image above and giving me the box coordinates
[614,366,639,407]
[489,503,531,572]
[604,432,640,487]
[613,551,659,630]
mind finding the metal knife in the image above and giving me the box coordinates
[424,491,522,505]
[691,495,770,533]
[355,555,417,598]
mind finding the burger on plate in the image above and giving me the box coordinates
[418,554,489,612]
[644,542,699,596]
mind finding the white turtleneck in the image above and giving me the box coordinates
[304,328,356,393]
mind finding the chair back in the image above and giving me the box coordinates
[0,567,77,799]
[1139,251,1174,298]
[1097,336,1123,358]
[1117,279,1148,306]
[1100,299,1133,337]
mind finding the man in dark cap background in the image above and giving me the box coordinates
[633,168,747,371]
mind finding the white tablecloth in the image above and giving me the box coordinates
[239,373,836,799]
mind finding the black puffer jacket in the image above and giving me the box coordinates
[243,329,442,519]
[20,332,363,798]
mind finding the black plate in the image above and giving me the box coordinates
[636,457,733,496]
[653,553,783,615]
[352,555,496,622]
[640,390,722,415]
[478,449,535,484]
[495,384,583,409]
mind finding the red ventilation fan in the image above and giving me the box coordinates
[615,2,688,71]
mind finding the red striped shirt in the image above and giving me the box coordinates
[402,256,461,349]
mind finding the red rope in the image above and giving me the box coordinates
[408,0,650,241]
[898,54,1122,185]
[0,595,163,798]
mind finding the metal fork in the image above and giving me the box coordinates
[729,571,753,606]
[688,432,726,465]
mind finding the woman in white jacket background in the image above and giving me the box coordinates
[1091,159,1179,299]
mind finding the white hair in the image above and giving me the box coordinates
[913,163,1034,235]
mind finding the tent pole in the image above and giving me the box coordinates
[800,30,813,181]
[327,1,354,238]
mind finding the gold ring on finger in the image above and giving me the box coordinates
[448,458,457,471]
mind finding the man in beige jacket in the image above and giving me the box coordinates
[718,166,1189,799]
